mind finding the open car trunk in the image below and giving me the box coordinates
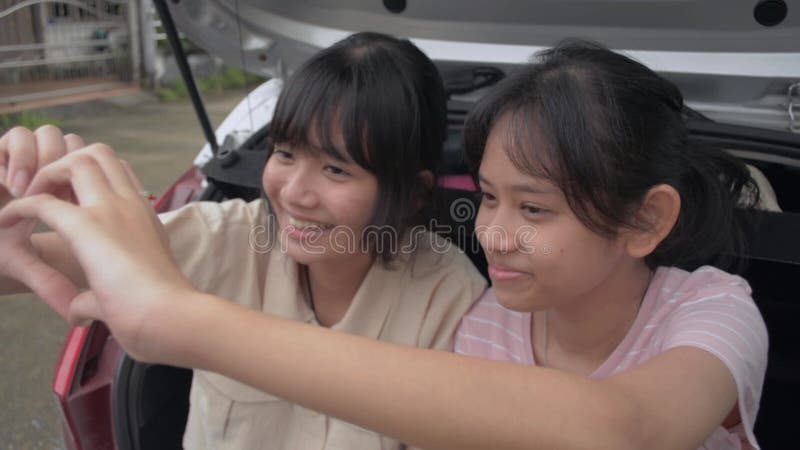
[51,1,800,449]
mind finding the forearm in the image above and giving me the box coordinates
[160,293,641,450]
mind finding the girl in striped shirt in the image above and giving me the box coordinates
[455,40,767,449]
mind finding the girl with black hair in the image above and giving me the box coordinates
[455,40,766,449]
[0,40,766,449]
[0,32,485,450]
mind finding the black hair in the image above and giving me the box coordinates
[464,39,759,272]
[268,31,447,264]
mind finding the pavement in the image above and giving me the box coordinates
[0,89,244,449]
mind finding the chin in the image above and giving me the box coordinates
[492,284,537,313]
[280,236,330,262]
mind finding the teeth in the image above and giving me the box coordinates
[289,216,330,229]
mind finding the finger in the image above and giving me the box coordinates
[119,160,145,193]
[33,125,68,170]
[9,251,79,320]
[64,133,86,153]
[29,144,142,200]
[5,127,36,196]
[67,291,100,327]
[24,151,116,205]
[0,194,81,232]
[56,133,85,203]
[80,145,141,198]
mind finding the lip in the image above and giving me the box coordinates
[285,225,327,241]
[487,264,529,282]
[282,213,334,241]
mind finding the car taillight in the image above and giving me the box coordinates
[52,326,90,450]
[52,322,122,450]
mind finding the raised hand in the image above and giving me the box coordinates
[0,144,197,361]
[0,126,86,316]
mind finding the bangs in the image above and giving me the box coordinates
[269,42,422,175]
[502,106,561,183]
[463,82,561,188]
[269,67,370,167]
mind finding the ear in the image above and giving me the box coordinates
[624,184,681,259]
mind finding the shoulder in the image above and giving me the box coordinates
[657,265,752,298]
[651,266,763,337]
[382,232,487,350]
[400,231,486,296]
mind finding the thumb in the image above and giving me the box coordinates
[11,253,79,320]
[67,290,101,327]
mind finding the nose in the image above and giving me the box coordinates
[281,166,319,209]
[476,208,519,255]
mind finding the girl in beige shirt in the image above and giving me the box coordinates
[0,32,485,450]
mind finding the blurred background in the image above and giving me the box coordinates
[1,1,258,447]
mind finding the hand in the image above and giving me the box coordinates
[0,125,83,196]
[0,126,85,316]
[0,144,196,361]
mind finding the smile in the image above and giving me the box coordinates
[288,216,334,230]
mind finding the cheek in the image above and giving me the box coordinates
[339,190,377,225]
[261,161,281,199]
[341,179,379,224]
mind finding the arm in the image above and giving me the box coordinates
[154,292,737,450]
[160,292,642,450]
[0,148,742,450]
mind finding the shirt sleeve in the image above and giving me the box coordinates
[159,199,267,292]
[661,269,768,449]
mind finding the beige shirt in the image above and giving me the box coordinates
[160,199,486,450]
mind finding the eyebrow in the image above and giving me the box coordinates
[477,173,557,195]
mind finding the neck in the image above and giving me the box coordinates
[539,261,652,374]
[305,251,375,327]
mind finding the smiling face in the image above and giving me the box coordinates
[475,114,642,313]
[262,135,379,267]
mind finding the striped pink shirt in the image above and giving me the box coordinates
[454,265,768,449]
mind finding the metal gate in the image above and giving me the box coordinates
[0,0,139,113]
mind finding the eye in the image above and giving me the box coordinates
[273,148,293,161]
[521,204,546,216]
[478,191,497,203]
[324,165,350,177]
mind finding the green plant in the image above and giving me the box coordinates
[155,66,267,102]
[0,111,63,134]
[156,78,189,102]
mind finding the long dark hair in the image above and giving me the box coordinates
[268,32,447,263]
[464,39,759,272]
